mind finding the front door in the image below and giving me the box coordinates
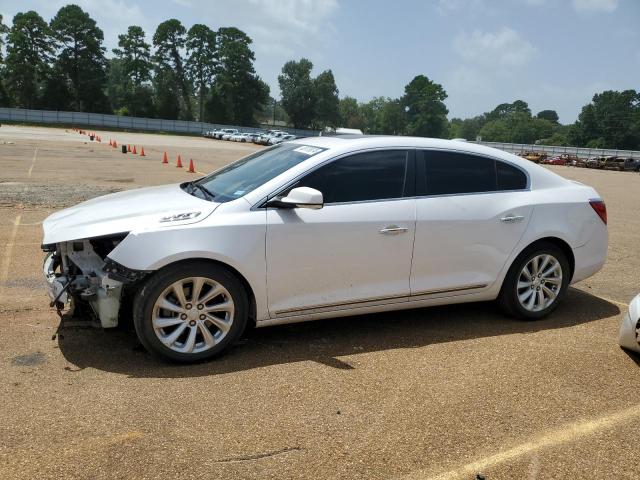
[266,149,416,317]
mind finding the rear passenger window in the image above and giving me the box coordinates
[496,161,527,190]
[424,151,496,195]
[295,150,409,203]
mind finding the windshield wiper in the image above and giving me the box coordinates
[187,182,216,201]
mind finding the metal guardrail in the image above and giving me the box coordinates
[2,108,638,157]
[0,107,320,138]
[473,141,640,160]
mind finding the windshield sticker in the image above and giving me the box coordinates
[293,146,323,156]
[233,190,246,196]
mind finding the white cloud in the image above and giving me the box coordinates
[572,0,618,13]
[437,0,486,15]
[453,27,537,68]
[203,0,338,51]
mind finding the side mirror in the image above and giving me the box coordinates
[267,187,324,210]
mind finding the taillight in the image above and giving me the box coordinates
[589,199,607,225]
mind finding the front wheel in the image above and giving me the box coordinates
[133,262,249,363]
[498,242,570,320]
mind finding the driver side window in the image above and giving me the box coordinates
[293,149,411,204]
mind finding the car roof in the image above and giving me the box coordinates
[291,135,526,161]
[288,134,568,186]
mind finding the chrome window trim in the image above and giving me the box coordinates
[419,148,531,196]
[252,146,416,210]
[250,147,532,210]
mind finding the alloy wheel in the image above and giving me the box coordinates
[517,254,563,312]
[151,277,235,354]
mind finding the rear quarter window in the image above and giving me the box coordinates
[496,161,527,190]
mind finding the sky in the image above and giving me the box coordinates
[2,0,639,123]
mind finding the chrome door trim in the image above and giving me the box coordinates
[273,283,488,318]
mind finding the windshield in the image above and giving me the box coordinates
[193,143,326,202]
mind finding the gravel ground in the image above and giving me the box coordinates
[0,126,639,480]
[0,182,122,208]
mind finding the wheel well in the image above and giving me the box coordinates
[155,258,257,327]
[522,237,575,281]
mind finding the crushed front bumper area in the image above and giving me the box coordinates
[43,237,149,328]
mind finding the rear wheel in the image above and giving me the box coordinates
[133,262,248,363]
[498,242,570,320]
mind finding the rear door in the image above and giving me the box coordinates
[410,150,533,296]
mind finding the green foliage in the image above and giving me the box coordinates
[112,26,153,116]
[401,75,448,138]
[338,96,363,130]
[448,116,484,140]
[479,120,510,142]
[49,4,110,113]
[210,27,268,125]
[186,24,217,122]
[153,19,192,120]
[5,11,54,108]
[313,69,340,129]
[486,100,531,121]
[536,109,559,124]
[278,58,316,128]
[569,90,640,149]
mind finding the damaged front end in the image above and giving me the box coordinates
[42,234,148,328]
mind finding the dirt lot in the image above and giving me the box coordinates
[1,125,639,479]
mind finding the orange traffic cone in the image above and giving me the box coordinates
[188,159,196,173]
[176,155,183,168]
[109,139,112,146]
[162,151,168,164]
[140,147,145,156]
[132,145,137,154]
[126,144,130,152]
[113,140,118,148]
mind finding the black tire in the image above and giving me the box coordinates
[497,242,570,321]
[133,261,249,363]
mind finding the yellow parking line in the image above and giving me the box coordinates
[401,403,640,480]
[27,147,38,178]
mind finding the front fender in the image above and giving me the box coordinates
[108,213,268,321]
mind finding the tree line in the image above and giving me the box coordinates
[0,6,638,149]
[0,6,269,126]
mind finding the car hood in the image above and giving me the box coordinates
[42,183,219,244]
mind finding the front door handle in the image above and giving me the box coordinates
[380,225,408,235]
[500,215,525,223]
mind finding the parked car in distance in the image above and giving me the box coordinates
[544,156,567,166]
[246,133,262,143]
[619,294,640,354]
[522,151,547,164]
[215,129,238,140]
[586,156,604,169]
[42,136,608,363]
[258,130,287,145]
[602,156,640,172]
[573,157,588,168]
[267,132,290,145]
[269,134,296,145]
[229,133,248,142]
[221,130,239,141]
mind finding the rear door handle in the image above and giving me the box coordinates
[380,225,408,235]
[500,215,525,223]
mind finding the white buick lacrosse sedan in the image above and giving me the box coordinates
[42,136,608,362]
